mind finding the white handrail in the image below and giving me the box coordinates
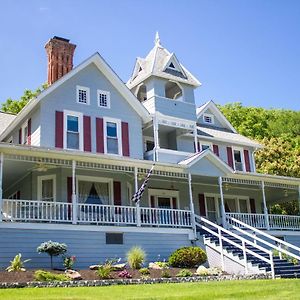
[227,216,300,257]
[195,215,275,278]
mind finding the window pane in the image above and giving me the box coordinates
[42,179,53,201]
[234,150,242,163]
[67,132,79,149]
[107,137,119,154]
[201,144,210,151]
[107,122,117,137]
[239,199,248,213]
[78,90,87,103]
[67,116,79,132]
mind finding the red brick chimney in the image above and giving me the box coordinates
[45,36,76,85]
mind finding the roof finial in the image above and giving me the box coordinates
[155,31,161,46]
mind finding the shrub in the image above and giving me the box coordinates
[176,269,193,277]
[96,264,112,279]
[139,267,150,275]
[126,246,146,269]
[161,269,171,278]
[168,247,207,268]
[63,255,76,270]
[37,241,67,269]
[6,253,30,272]
[273,249,298,265]
[118,270,132,278]
[154,261,169,268]
[34,270,68,282]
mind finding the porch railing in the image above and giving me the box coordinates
[1,199,192,228]
[226,212,300,231]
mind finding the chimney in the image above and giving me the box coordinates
[45,36,76,85]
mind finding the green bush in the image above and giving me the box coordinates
[6,253,30,272]
[154,261,169,268]
[96,264,112,279]
[273,249,298,265]
[168,247,207,268]
[126,246,146,269]
[34,270,69,282]
[161,269,171,278]
[176,269,193,277]
[139,267,150,275]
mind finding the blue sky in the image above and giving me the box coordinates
[0,0,300,110]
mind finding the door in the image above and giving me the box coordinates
[206,196,218,223]
[157,197,172,209]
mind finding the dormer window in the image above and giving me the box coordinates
[168,62,175,69]
[203,113,214,125]
[76,86,90,105]
[97,90,110,108]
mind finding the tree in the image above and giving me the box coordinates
[1,83,48,114]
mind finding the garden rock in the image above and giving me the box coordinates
[149,263,162,270]
[196,266,209,276]
[65,270,82,280]
[112,263,126,271]
[89,265,100,270]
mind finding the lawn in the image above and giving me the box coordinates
[0,279,299,300]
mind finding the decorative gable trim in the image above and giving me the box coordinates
[163,53,187,77]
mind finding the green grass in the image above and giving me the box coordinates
[0,279,299,300]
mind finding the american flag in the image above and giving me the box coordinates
[131,165,155,204]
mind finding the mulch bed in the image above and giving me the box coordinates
[0,268,197,283]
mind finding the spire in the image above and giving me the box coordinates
[155,31,161,47]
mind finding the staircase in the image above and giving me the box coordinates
[195,215,300,278]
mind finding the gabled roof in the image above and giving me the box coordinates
[127,33,201,89]
[0,112,16,135]
[179,149,234,175]
[1,53,151,140]
[196,100,237,133]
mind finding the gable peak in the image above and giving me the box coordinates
[155,31,161,47]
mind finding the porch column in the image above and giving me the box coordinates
[193,125,199,153]
[218,177,226,227]
[188,173,196,237]
[153,117,159,161]
[261,181,270,230]
[298,186,300,214]
[0,153,3,222]
[134,167,141,227]
[72,160,77,225]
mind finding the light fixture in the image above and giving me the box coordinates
[224,183,229,191]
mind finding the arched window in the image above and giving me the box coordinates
[136,84,147,102]
[165,81,182,100]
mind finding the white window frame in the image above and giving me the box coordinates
[21,121,29,145]
[97,90,111,109]
[64,110,83,151]
[103,117,122,156]
[76,85,90,105]
[232,147,245,172]
[37,174,56,202]
[143,136,155,152]
[76,175,114,205]
[203,113,214,125]
[199,141,212,152]
[148,188,179,209]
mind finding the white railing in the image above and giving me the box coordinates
[226,212,300,231]
[2,199,72,223]
[77,203,137,225]
[1,199,192,229]
[140,207,192,227]
[195,214,275,278]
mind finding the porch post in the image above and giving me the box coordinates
[134,167,141,227]
[261,181,270,230]
[0,153,3,222]
[218,177,226,227]
[188,173,196,238]
[153,116,159,161]
[72,160,77,225]
[193,125,199,153]
[298,186,300,214]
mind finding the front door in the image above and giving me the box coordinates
[157,197,172,209]
[206,196,219,223]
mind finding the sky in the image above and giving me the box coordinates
[0,0,300,110]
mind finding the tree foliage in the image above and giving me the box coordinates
[1,83,47,114]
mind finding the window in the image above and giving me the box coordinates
[106,233,123,244]
[168,62,175,69]
[104,118,122,155]
[97,90,110,108]
[76,86,90,105]
[164,81,183,100]
[203,113,214,125]
[21,122,28,144]
[148,189,179,209]
[64,111,83,151]
[37,175,56,202]
[233,148,244,171]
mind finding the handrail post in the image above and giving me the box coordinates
[270,252,275,279]
[218,177,226,228]
[188,173,197,239]
[278,243,282,260]
[71,160,77,225]
[261,181,270,230]
[242,240,248,275]
[0,153,3,222]
[218,227,225,271]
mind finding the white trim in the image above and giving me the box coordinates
[97,90,111,109]
[103,117,122,156]
[232,147,245,172]
[148,188,179,209]
[37,174,56,202]
[198,140,213,152]
[203,113,214,125]
[127,182,133,206]
[21,121,28,145]
[63,110,83,151]
[76,175,114,205]
[76,85,90,105]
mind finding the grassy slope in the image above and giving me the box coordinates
[0,279,299,300]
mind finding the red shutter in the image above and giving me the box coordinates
[19,128,22,144]
[244,149,251,172]
[27,118,31,145]
[250,198,256,213]
[96,118,104,153]
[213,144,219,156]
[172,197,177,209]
[67,177,72,220]
[227,147,234,168]
[83,116,91,152]
[55,111,64,148]
[121,122,130,157]
[198,194,206,216]
[150,196,155,208]
[113,181,121,206]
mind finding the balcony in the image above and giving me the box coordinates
[145,148,192,164]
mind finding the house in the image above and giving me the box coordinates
[0,35,300,274]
